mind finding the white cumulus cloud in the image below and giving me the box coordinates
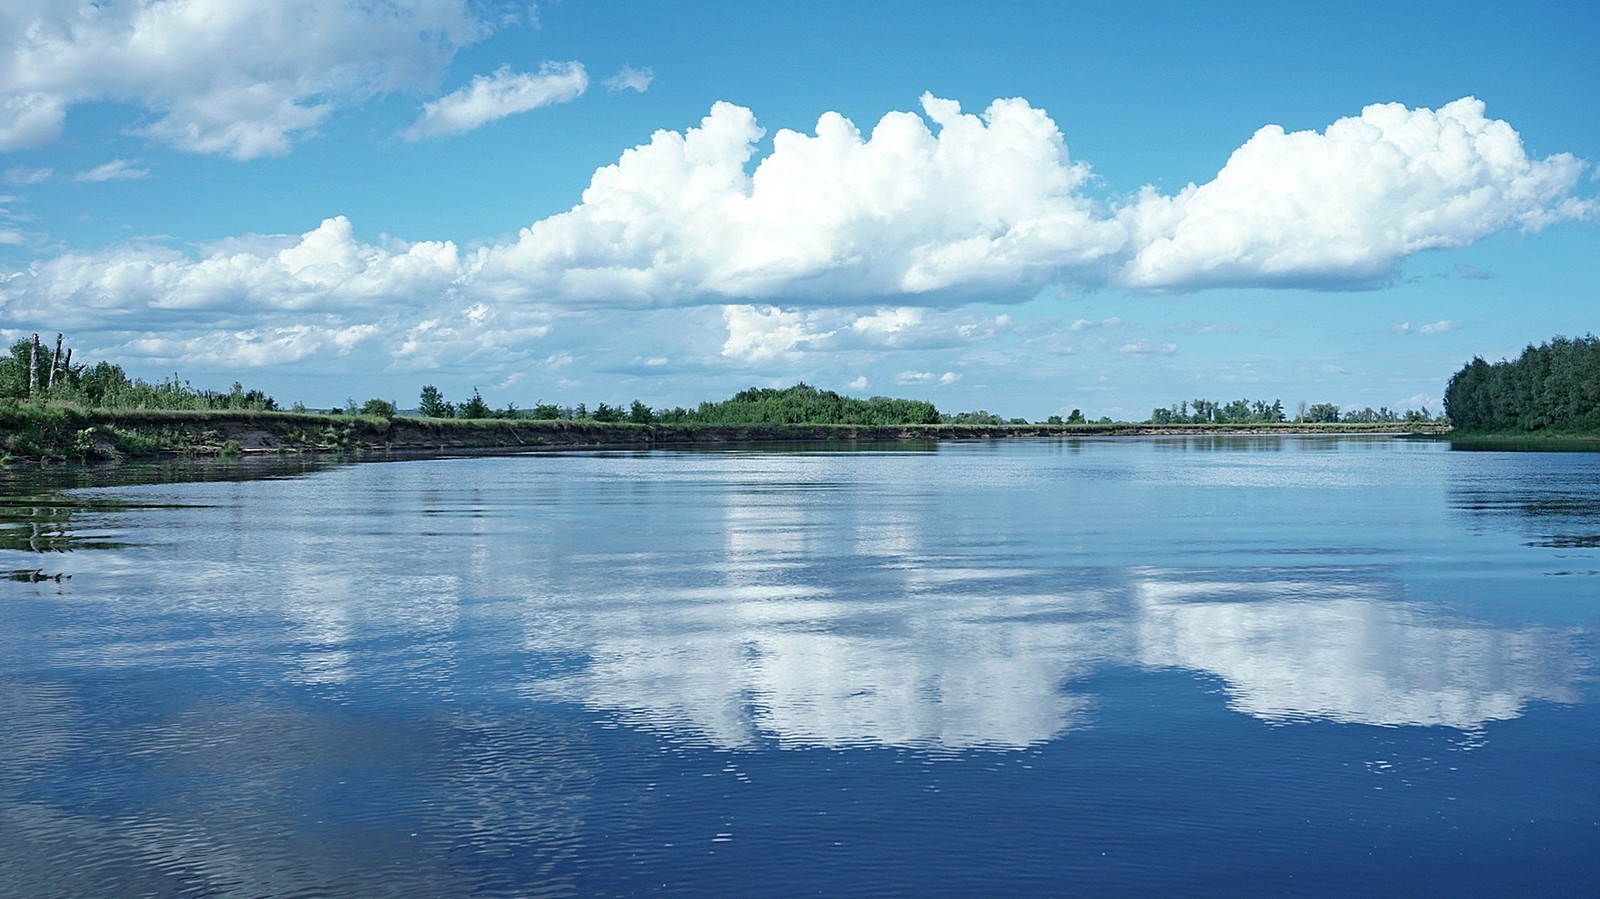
[0,94,1592,384]
[471,94,1590,305]
[405,61,588,140]
[721,304,831,363]
[1118,97,1593,291]
[0,0,494,158]
[477,93,1125,306]
[6,216,463,329]
[852,306,925,336]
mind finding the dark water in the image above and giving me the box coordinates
[2,438,1597,897]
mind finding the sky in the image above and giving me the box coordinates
[1,0,1596,420]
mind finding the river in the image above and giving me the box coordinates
[2,437,1597,896]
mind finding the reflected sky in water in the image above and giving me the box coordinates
[3,438,1598,896]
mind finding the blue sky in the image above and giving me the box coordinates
[2,0,1595,419]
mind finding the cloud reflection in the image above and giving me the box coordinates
[1132,571,1581,729]
[520,485,1585,750]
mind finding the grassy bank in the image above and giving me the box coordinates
[0,403,1453,463]
[1441,428,1600,451]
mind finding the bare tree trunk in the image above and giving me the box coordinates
[28,334,39,396]
[47,333,63,390]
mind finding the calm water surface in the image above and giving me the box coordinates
[2,437,1597,896]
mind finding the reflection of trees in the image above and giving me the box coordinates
[0,496,134,554]
[1459,460,1600,547]
[0,457,340,570]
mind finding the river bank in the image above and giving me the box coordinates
[0,404,1456,463]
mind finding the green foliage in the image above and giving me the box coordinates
[360,398,397,418]
[943,410,1004,424]
[1150,398,1288,424]
[628,400,654,424]
[1445,335,1600,432]
[457,388,492,420]
[418,385,453,418]
[0,338,278,411]
[1302,403,1342,424]
[417,385,536,420]
[1340,406,1419,424]
[678,383,941,425]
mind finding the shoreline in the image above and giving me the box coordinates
[1,405,1454,464]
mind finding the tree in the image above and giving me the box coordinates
[1444,334,1600,432]
[458,388,491,419]
[360,398,397,417]
[1303,403,1341,423]
[628,399,655,424]
[944,410,1004,425]
[78,361,130,406]
[419,385,453,418]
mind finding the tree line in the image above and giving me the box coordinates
[1148,397,1438,425]
[1,335,277,411]
[661,383,942,425]
[415,382,944,426]
[417,385,658,423]
[10,330,1463,430]
[1444,334,1600,433]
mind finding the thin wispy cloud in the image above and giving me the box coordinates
[896,371,961,385]
[605,65,654,93]
[74,159,149,183]
[1118,340,1179,355]
[1395,320,1462,335]
[1069,317,1124,332]
[405,62,589,140]
[4,166,52,185]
